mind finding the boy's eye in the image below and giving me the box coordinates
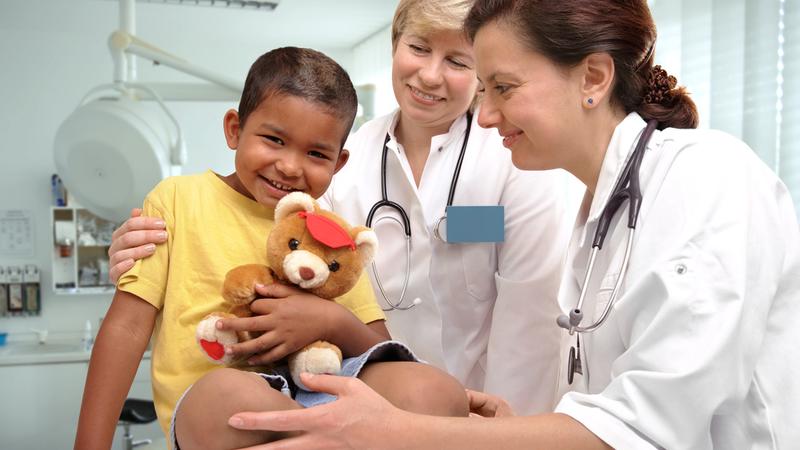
[409,44,429,54]
[308,150,329,160]
[263,135,285,145]
[328,260,340,272]
[288,239,300,250]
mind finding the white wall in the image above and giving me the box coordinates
[0,0,353,341]
[350,25,398,121]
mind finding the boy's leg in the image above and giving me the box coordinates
[175,368,301,450]
[358,361,469,417]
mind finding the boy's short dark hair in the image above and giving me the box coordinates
[238,47,358,145]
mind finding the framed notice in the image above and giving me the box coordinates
[0,209,34,257]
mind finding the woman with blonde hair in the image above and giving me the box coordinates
[108,0,572,416]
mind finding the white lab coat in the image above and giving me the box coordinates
[554,113,800,449]
[321,109,573,414]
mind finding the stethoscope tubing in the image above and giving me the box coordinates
[557,120,658,334]
[366,112,473,311]
[370,228,414,311]
[559,120,658,386]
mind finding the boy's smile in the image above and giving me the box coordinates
[222,94,350,209]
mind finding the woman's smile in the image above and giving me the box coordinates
[408,84,445,105]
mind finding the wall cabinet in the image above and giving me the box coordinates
[51,207,119,294]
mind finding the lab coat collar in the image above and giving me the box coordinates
[386,111,402,153]
[386,109,470,154]
[431,112,470,152]
[586,113,649,225]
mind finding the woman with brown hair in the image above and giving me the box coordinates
[226,0,800,448]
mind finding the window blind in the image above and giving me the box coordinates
[651,0,799,220]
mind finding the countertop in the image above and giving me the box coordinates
[0,340,151,366]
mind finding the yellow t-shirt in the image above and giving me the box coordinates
[118,170,384,436]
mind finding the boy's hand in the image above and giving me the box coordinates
[216,284,343,366]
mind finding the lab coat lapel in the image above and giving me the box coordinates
[587,114,649,225]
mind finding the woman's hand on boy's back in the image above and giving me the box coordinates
[216,283,346,366]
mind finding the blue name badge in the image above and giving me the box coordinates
[445,205,505,243]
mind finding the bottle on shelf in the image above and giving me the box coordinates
[82,319,94,352]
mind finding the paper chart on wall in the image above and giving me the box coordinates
[0,209,35,257]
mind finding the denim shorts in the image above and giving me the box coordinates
[170,340,418,448]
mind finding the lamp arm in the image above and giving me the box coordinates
[109,30,242,96]
[124,83,187,165]
[78,83,187,166]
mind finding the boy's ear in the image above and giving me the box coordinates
[333,148,350,174]
[223,109,241,149]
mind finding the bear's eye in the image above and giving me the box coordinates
[328,260,340,272]
[288,239,300,250]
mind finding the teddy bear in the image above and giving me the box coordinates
[195,191,378,389]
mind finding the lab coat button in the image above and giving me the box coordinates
[675,264,687,275]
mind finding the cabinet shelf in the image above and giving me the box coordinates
[51,207,119,295]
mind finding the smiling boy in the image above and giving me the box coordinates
[75,47,467,450]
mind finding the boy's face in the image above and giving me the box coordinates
[223,94,350,209]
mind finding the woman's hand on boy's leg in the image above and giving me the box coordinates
[108,208,168,284]
[229,373,405,450]
[465,389,515,418]
[216,283,343,365]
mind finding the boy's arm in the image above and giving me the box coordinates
[323,306,390,355]
[74,290,157,450]
[217,283,389,365]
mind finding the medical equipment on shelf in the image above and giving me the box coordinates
[364,113,473,311]
[556,120,658,385]
[1,265,40,317]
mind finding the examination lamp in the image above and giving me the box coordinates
[53,0,242,222]
[54,84,185,222]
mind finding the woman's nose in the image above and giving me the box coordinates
[418,59,444,87]
[477,96,501,129]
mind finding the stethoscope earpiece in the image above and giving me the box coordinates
[556,314,571,330]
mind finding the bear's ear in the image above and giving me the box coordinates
[353,227,378,264]
[275,192,317,223]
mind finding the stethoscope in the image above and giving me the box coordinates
[365,112,473,311]
[556,120,658,385]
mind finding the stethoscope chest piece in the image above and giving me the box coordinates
[567,336,583,385]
